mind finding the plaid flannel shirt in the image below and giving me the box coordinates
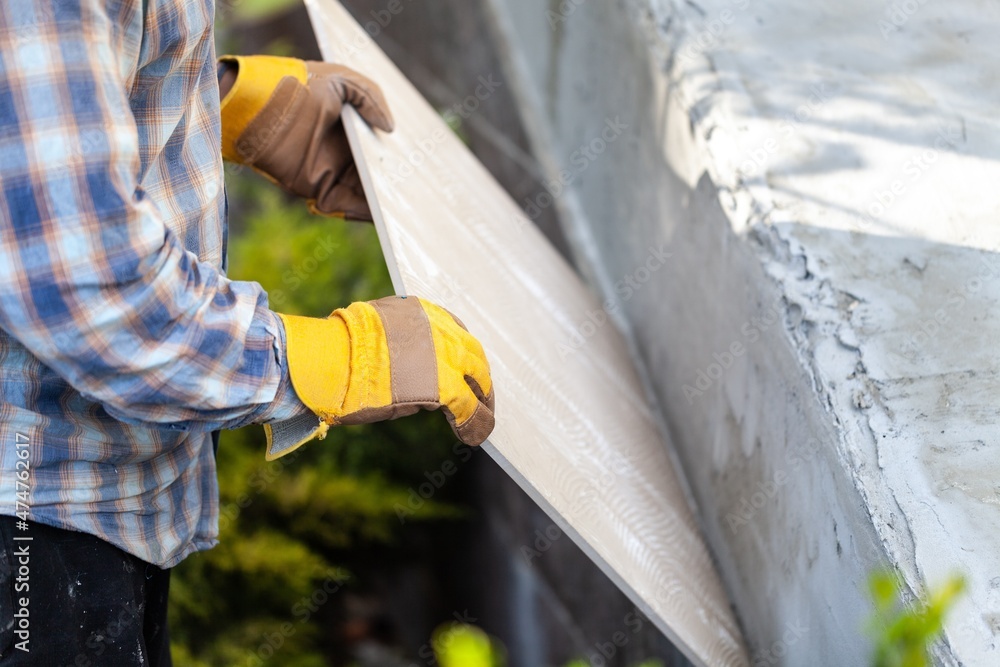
[0,0,309,567]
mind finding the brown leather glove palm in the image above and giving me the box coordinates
[218,55,394,221]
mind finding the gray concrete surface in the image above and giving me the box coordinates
[481,0,1000,664]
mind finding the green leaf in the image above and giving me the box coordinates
[866,568,966,667]
[433,623,505,667]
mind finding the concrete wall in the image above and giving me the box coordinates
[481,0,1000,665]
[478,4,886,663]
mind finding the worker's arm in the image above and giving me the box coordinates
[0,2,494,453]
[0,0,305,432]
[216,55,394,222]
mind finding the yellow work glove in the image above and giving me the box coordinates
[265,296,495,460]
[218,54,394,221]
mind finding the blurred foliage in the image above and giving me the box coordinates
[433,623,505,667]
[225,175,387,318]
[431,622,666,667]
[867,569,966,667]
[214,0,302,59]
[218,0,302,23]
[168,166,464,665]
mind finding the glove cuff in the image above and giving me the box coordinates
[218,55,308,162]
[276,311,354,423]
[265,305,392,459]
[265,297,494,458]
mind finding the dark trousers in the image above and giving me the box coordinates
[0,516,172,666]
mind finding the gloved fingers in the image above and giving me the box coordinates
[437,328,494,445]
[311,164,373,222]
[309,62,395,132]
[419,298,469,333]
[412,297,495,445]
[448,315,493,403]
[301,121,370,221]
[466,373,496,414]
[417,298,493,400]
[338,71,395,132]
[442,383,495,447]
[459,334,493,405]
[443,308,468,331]
[337,163,373,221]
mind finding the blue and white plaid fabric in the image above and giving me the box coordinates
[0,0,307,567]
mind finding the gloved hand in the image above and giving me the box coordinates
[218,55,394,221]
[265,296,495,460]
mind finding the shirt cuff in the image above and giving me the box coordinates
[253,313,311,424]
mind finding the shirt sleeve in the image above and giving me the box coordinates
[0,1,309,432]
